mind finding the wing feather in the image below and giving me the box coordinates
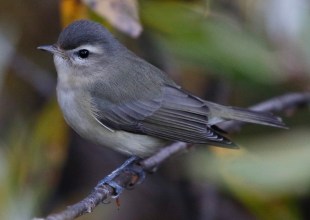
[91,85,235,147]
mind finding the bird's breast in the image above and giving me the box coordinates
[56,86,95,134]
[56,86,167,157]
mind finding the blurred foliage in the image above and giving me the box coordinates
[0,0,309,219]
[187,128,310,219]
[141,2,284,84]
[0,100,69,219]
[60,0,88,27]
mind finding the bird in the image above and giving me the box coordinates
[38,20,286,159]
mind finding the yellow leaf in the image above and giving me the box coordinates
[60,0,89,27]
[33,99,69,167]
[82,0,142,37]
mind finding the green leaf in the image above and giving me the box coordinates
[142,2,283,83]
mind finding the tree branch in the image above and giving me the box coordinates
[35,92,310,220]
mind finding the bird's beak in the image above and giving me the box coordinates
[37,45,58,53]
[37,44,67,58]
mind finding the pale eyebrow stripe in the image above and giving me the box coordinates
[73,44,102,54]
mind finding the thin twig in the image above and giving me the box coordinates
[36,92,310,220]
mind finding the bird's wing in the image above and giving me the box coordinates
[90,84,236,148]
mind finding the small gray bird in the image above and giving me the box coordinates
[38,20,285,158]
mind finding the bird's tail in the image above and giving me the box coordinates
[206,101,287,128]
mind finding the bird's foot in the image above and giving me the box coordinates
[95,156,145,198]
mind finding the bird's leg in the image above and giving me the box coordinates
[95,156,145,198]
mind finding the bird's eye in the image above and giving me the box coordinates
[77,49,89,59]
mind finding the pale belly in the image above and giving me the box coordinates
[57,87,168,158]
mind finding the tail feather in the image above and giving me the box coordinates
[207,102,287,128]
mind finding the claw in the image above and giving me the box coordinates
[108,181,124,198]
[95,156,145,198]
